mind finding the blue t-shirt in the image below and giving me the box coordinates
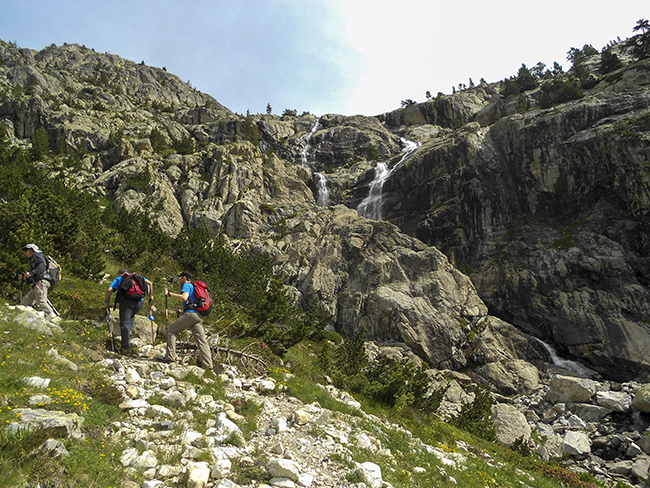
[182,282,198,313]
[110,275,147,302]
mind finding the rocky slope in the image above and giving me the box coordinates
[8,305,650,487]
[1,37,650,388]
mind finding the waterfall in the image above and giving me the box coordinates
[357,138,420,220]
[299,119,320,167]
[299,119,329,207]
[356,162,389,220]
[536,339,590,377]
[315,172,330,207]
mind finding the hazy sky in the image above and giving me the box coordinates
[1,0,647,116]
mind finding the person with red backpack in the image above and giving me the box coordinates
[157,271,213,370]
[103,269,153,355]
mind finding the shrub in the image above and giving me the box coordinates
[502,64,539,97]
[149,127,167,153]
[450,384,496,441]
[31,127,49,161]
[600,49,623,74]
[241,117,259,146]
[539,79,584,108]
[172,134,195,154]
[326,332,447,414]
[366,143,378,161]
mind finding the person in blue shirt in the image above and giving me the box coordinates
[103,269,153,355]
[158,271,213,369]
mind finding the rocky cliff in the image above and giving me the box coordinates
[1,38,649,388]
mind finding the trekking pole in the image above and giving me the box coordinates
[148,304,155,348]
[165,294,169,329]
[34,280,60,317]
[106,308,114,352]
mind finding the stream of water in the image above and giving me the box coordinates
[357,138,419,220]
[536,338,591,377]
[299,119,330,207]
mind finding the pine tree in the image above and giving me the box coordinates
[31,127,49,161]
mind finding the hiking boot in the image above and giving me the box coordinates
[155,356,173,364]
[121,348,130,356]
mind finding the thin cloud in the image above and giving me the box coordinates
[0,0,647,116]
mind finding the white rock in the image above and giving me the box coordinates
[355,461,382,488]
[120,447,139,467]
[159,377,176,389]
[181,429,203,446]
[259,378,276,393]
[187,461,210,488]
[133,450,158,469]
[216,412,240,435]
[210,458,232,479]
[125,368,142,384]
[267,458,301,481]
[142,480,164,488]
[272,416,288,432]
[353,432,374,450]
[562,431,591,456]
[147,404,173,418]
[24,376,50,388]
[597,390,632,412]
[298,472,314,487]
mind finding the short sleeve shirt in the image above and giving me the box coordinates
[110,275,146,302]
[182,282,198,313]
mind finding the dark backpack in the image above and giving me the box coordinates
[44,256,61,284]
[192,280,213,317]
[114,273,147,309]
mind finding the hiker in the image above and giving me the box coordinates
[20,243,60,323]
[104,269,153,355]
[158,271,213,369]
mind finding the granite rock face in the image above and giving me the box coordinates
[2,38,650,382]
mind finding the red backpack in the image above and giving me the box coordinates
[192,280,213,316]
[114,273,147,309]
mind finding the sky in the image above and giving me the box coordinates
[0,0,647,117]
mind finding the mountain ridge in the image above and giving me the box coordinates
[3,33,650,485]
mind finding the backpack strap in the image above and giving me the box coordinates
[113,273,129,310]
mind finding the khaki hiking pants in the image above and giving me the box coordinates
[165,312,213,369]
[21,279,56,319]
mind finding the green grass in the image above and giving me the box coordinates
[277,341,611,488]
[0,300,617,488]
[0,308,128,487]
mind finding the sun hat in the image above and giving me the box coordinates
[22,244,40,252]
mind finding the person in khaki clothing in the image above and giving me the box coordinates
[20,244,60,323]
[157,271,213,369]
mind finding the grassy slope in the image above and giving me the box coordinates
[0,276,605,487]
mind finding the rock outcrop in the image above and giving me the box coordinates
[2,37,650,385]
[7,304,650,488]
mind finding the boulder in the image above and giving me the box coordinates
[597,390,632,412]
[492,403,530,446]
[9,408,84,438]
[546,375,600,404]
[632,384,650,413]
[562,431,591,457]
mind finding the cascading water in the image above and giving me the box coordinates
[536,338,590,377]
[299,119,320,167]
[299,119,329,207]
[315,172,330,207]
[357,138,419,220]
[356,162,389,220]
